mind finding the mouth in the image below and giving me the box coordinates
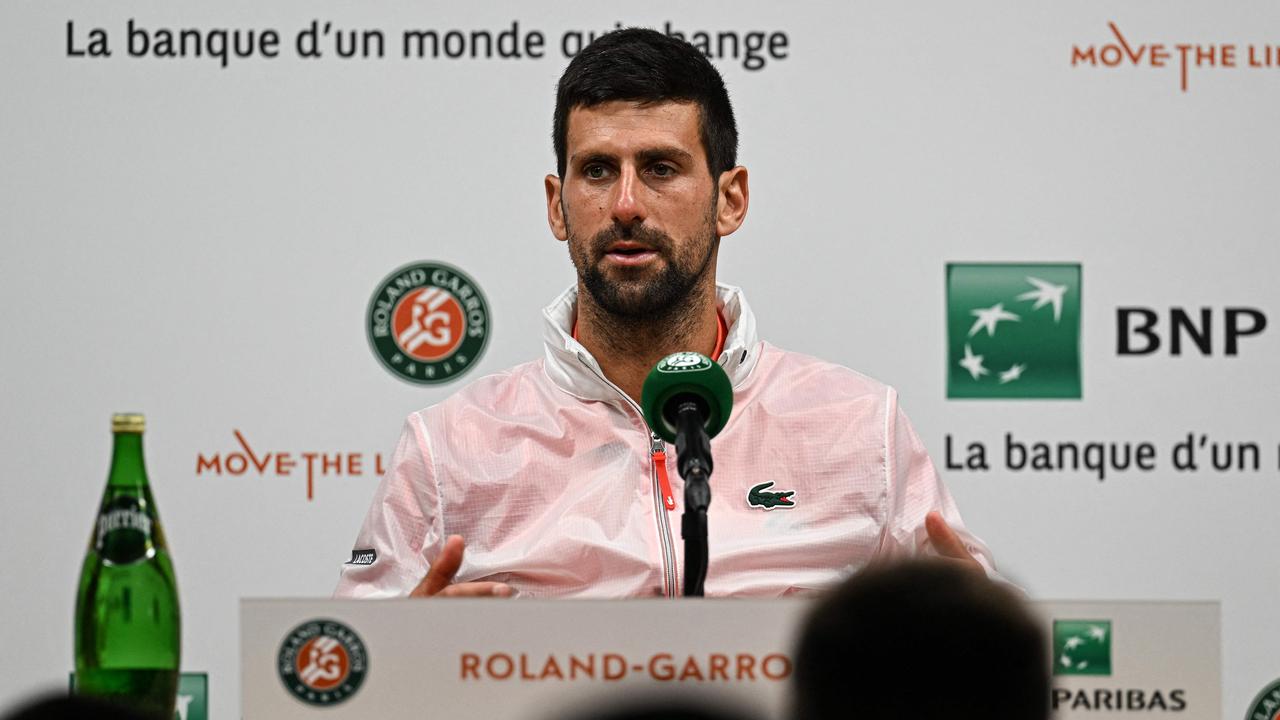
[602,241,660,266]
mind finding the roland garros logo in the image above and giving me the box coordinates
[1247,677,1280,720]
[278,619,368,707]
[367,261,490,385]
[659,352,712,373]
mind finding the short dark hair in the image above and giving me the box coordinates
[792,561,1049,720]
[553,28,738,178]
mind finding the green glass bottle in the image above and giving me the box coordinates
[74,413,180,719]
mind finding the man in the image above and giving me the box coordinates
[792,560,1048,719]
[336,28,994,599]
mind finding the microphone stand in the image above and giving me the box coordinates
[674,400,713,597]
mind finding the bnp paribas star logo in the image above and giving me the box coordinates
[367,261,490,385]
[946,263,1082,399]
[1053,619,1112,676]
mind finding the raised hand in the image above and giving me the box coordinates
[409,535,515,597]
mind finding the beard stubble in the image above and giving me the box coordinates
[567,203,718,325]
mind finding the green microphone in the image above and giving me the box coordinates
[641,352,733,444]
[641,351,733,597]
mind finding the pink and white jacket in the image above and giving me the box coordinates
[335,284,995,598]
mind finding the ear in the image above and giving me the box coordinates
[715,166,749,238]
[545,174,568,241]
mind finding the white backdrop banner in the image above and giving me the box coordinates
[2,1,1277,718]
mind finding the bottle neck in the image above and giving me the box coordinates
[108,432,149,488]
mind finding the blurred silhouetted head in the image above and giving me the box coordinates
[792,560,1048,720]
[1,693,150,720]
[557,695,761,720]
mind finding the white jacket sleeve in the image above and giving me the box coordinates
[333,414,445,598]
[877,388,999,576]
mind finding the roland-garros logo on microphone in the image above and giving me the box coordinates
[658,352,713,373]
[367,261,491,385]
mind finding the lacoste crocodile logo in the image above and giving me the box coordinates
[747,482,796,510]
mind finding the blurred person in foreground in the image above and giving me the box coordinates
[0,693,148,720]
[792,560,1047,720]
[336,28,997,599]
[556,695,761,720]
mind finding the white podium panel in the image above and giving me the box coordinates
[240,599,1220,720]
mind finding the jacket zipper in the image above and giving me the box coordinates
[652,444,676,511]
[650,433,679,596]
[576,356,680,598]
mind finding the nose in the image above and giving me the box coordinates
[609,165,646,227]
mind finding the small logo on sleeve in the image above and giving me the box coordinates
[346,549,376,566]
[747,482,795,510]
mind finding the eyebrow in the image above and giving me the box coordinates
[637,146,694,165]
[570,146,695,167]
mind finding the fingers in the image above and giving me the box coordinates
[437,582,515,598]
[924,511,973,561]
[410,535,465,597]
[409,536,516,598]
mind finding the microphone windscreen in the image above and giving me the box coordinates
[641,352,733,443]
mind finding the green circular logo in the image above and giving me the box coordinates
[1246,678,1280,720]
[366,261,490,385]
[277,619,368,707]
[657,351,712,373]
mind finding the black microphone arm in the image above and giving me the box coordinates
[673,398,712,596]
[673,397,714,499]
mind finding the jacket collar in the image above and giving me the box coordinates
[541,283,762,404]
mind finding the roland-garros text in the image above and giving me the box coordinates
[460,652,793,683]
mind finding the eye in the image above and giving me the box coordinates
[649,163,675,178]
[584,164,608,180]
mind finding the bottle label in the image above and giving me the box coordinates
[96,497,153,564]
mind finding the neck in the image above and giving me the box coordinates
[575,284,720,404]
[108,432,148,488]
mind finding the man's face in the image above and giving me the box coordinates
[553,100,719,319]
